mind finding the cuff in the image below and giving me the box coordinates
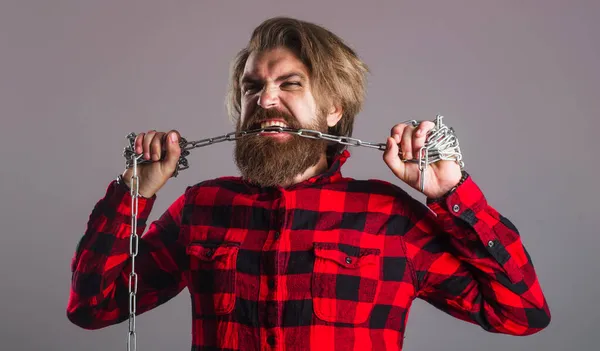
[426,172,488,236]
[108,175,156,236]
[426,173,524,283]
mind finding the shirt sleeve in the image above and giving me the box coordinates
[66,179,188,330]
[401,173,551,335]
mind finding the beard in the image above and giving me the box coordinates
[234,107,329,188]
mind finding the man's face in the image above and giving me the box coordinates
[234,47,339,187]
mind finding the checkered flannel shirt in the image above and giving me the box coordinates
[67,150,550,350]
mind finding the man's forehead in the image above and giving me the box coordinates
[242,48,309,80]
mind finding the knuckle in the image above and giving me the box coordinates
[422,122,435,130]
[391,124,404,134]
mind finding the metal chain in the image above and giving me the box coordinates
[126,153,143,351]
[123,115,464,187]
[122,114,463,349]
[415,115,465,192]
[123,127,389,177]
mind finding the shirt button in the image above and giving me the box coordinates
[205,249,214,257]
[267,335,276,346]
[488,240,495,248]
[268,278,275,289]
[274,231,280,239]
[452,204,460,213]
[345,257,352,264]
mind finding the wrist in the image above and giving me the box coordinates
[427,170,469,203]
[116,173,153,198]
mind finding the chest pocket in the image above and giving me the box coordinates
[186,241,240,315]
[312,242,381,324]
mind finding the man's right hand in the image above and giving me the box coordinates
[121,130,181,198]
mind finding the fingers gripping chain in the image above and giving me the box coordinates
[403,115,465,192]
[122,133,191,178]
[122,115,464,187]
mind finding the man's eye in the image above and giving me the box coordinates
[282,82,301,87]
[243,85,259,94]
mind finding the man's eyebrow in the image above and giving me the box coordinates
[240,72,306,84]
[240,75,259,85]
[275,72,306,82]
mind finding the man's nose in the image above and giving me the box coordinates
[257,85,278,109]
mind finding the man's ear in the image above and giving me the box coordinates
[326,103,343,127]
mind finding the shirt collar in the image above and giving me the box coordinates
[284,149,351,190]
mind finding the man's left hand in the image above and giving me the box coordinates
[383,120,463,199]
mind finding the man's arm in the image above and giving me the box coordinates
[66,178,188,329]
[401,173,551,335]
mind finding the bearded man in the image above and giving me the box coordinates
[67,17,550,351]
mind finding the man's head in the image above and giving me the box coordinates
[228,17,368,187]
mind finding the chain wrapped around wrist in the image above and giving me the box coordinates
[404,115,465,192]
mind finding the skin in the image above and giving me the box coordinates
[238,47,343,187]
[124,47,462,199]
[383,121,463,199]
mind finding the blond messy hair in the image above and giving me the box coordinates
[226,17,369,156]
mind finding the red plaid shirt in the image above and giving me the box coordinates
[67,150,550,350]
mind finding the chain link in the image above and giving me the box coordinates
[123,115,463,186]
[123,127,397,172]
[122,115,463,349]
[126,153,144,351]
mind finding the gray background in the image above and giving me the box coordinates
[1,0,598,350]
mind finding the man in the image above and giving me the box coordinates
[67,17,550,350]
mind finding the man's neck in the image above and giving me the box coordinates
[281,153,329,188]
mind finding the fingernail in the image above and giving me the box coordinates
[170,133,177,143]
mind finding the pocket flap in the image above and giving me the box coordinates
[186,241,239,262]
[313,242,380,269]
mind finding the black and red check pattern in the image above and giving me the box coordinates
[67,150,550,350]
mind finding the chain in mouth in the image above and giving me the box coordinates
[248,119,291,132]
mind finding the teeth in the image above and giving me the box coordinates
[261,120,288,129]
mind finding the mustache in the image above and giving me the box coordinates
[241,108,300,130]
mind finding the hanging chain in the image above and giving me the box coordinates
[126,152,143,351]
[122,114,463,349]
